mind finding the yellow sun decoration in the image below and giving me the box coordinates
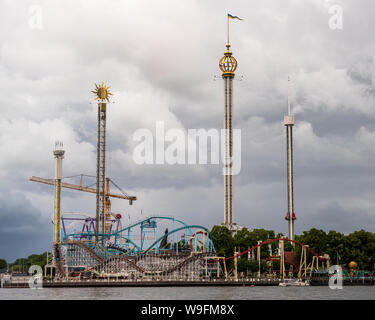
[92,82,112,102]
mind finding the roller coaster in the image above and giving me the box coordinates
[53,215,218,280]
[52,213,332,281]
[223,238,330,280]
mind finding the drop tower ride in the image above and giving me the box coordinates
[92,82,112,241]
[53,141,65,243]
[284,77,296,241]
[219,14,241,231]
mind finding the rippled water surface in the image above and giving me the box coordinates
[1,286,374,300]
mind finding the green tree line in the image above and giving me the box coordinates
[0,252,50,273]
[210,226,375,271]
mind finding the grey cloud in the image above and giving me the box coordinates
[0,192,50,261]
[1,0,375,259]
[305,201,375,234]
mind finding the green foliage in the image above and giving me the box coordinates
[211,225,234,257]
[211,225,375,271]
[343,230,375,269]
[211,225,277,259]
[237,257,256,274]
[10,252,50,273]
[234,228,277,259]
[233,227,252,252]
[325,230,346,262]
[272,260,280,271]
[236,257,268,275]
[0,259,7,269]
[296,228,375,270]
[237,256,249,273]
[295,228,328,253]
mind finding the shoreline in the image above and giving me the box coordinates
[3,278,375,288]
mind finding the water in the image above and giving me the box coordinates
[0,286,374,300]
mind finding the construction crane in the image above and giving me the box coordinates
[30,175,136,234]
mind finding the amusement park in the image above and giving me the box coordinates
[11,71,372,287]
[1,13,375,290]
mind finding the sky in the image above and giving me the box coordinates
[0,0,375,262]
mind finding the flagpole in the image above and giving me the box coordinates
[288,76,291,115]
[227,15,229,45]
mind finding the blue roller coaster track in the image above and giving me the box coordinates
[61,215,215,257]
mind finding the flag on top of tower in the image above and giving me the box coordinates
[227,13,243,20]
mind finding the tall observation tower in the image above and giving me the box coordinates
[92,82,112,241]
[284,77,296,241]
[219,14,241,231]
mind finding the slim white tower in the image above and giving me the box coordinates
[284,77,296,241]
[53,141,65,243]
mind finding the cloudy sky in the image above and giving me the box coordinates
[0,0,374,261]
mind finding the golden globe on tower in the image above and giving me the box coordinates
[219,44,237,78]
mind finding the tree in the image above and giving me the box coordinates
[0,259,7,269]
[211,226,375,272]
[211,225,234,258]
[237,256,249,273]
[10,252,50,273]
[296,228,328,254]
[344,230,375,269]
[325,230,346,264]
[233,228,277,259]
[236,258,259,275]
[234,228,253,252]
